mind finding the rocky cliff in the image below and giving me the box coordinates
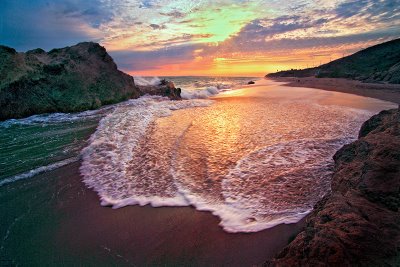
[0,42,140,120]
[267,107,400,266]
[266,38,400,84]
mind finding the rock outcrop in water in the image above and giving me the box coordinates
[267,107,400,266]
[266,38,400,84]
[137,79,182,100]
[0,42,140,120]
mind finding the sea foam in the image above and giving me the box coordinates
[80,96,213,208]
[0,157,79,187]
[78,84,383,233]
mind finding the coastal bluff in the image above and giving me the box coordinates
[0,42,140,120]
[266,38,400,84]
[0,42,182,120]
[267,107,400,266]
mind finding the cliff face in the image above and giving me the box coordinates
[267,108,400,266]
[266,38,400,84]
[0,42,140,120]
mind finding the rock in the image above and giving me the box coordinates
[266,38,400,84]
[137,79,181,100]
[266,108,400,266]
[248,80,255,84]
[0,42,140,120]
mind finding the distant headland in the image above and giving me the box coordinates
[266,38,400,84]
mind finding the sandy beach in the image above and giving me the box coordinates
[51,161,305,266]
[2,2,399,265]
[1,80,397,266]
[57,81,396,266]
[0,159,304,266]
[272,77,400,104]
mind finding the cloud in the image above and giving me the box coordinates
[139,1,154,9]
[1,0,399,75]
[206,0,400,54]
[159,10,186,19]
[109,44,202,71]
[149,23,167,30]
[0,0,106,50]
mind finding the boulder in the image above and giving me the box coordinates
[137,79,181,100]
[0,42,140,120]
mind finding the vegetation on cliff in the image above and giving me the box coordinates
[0,42,140,120]
[267,38,400,84]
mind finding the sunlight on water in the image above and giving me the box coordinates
[80,80,397,232]
[0,78,395,233]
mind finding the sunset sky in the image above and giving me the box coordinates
[1,0,400,76]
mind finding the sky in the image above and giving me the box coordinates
[1,0,400,76]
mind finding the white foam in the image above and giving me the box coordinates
[0,157,79,187]
[80,96,213,208]
[179,78,257,99]
[170,138,345,232]
[192,81,233,90]
[0,107,106,128]
[217,139,344,232]
[100,194,189,209]
[133,76,161,86]
[78,90,379,233]
[181,86,221,99]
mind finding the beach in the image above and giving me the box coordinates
[1,80,397,266]
[1,162,304,266]
[272,77,400,104]
[59,162,306,266]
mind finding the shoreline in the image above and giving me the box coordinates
[270,77,400,104]
[55,81,395,265]
[268,107,400,265]
[1,79,397,265]
[57,161,305,266]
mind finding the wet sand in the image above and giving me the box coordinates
[53,82,396,266]
[54,161,304,266]
[272,77,400,104]
[54,82,396,266]
[2,81,397,266]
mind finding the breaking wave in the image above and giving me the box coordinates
[80,96,213,207]
[181,86,221,99]
[133,76,161,86]
[79,91,377,232]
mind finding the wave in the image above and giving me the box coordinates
[171,138,347,233]
[181,86,220,99]
[80,96,213,207]
[0,109,104,128]
[192,81,234,90]
[133,77,259,100]
[0,157,79,187]
[180,79,255,99]
[133,76,161,86]
[218,138,346,232]
[79,93,357,233]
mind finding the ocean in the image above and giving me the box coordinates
[0,77,397,264]
[0,76,256,186]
